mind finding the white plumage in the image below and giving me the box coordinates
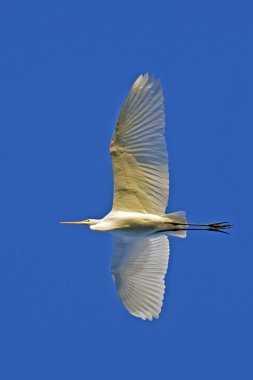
[110,74,168,214]
[111,234,169,321]
[61,74,232,320]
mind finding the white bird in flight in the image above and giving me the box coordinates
[61,74,231,320]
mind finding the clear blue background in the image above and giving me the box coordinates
[0,1,252,379]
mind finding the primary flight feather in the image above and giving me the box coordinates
[110,74,168,214]
[61,74,231,320]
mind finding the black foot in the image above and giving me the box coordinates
[208,222,233,234]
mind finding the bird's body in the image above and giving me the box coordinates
[90,211,182,234]
[92,211,163,233]
[61,74,231,320]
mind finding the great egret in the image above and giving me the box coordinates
[60,74,231,320]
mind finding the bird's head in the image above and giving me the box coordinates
[59,219,99,226]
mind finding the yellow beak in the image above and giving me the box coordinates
[59,221,84,225]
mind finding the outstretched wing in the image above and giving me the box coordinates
[111,234,170,320]
[110,73,169,214]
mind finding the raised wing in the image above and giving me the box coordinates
[110,73,169,214]
[111,234,170,320]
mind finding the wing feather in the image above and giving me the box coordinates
[111,234,170,320]
[110,73,169,213]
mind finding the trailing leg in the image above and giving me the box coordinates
[170,221,233,234]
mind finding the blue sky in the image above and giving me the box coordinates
[0,0,252,379]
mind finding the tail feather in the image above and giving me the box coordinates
[166,211,187,223]
[165,211,187,238]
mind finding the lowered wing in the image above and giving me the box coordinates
[111,234,170,320]
[110,73,169,214]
